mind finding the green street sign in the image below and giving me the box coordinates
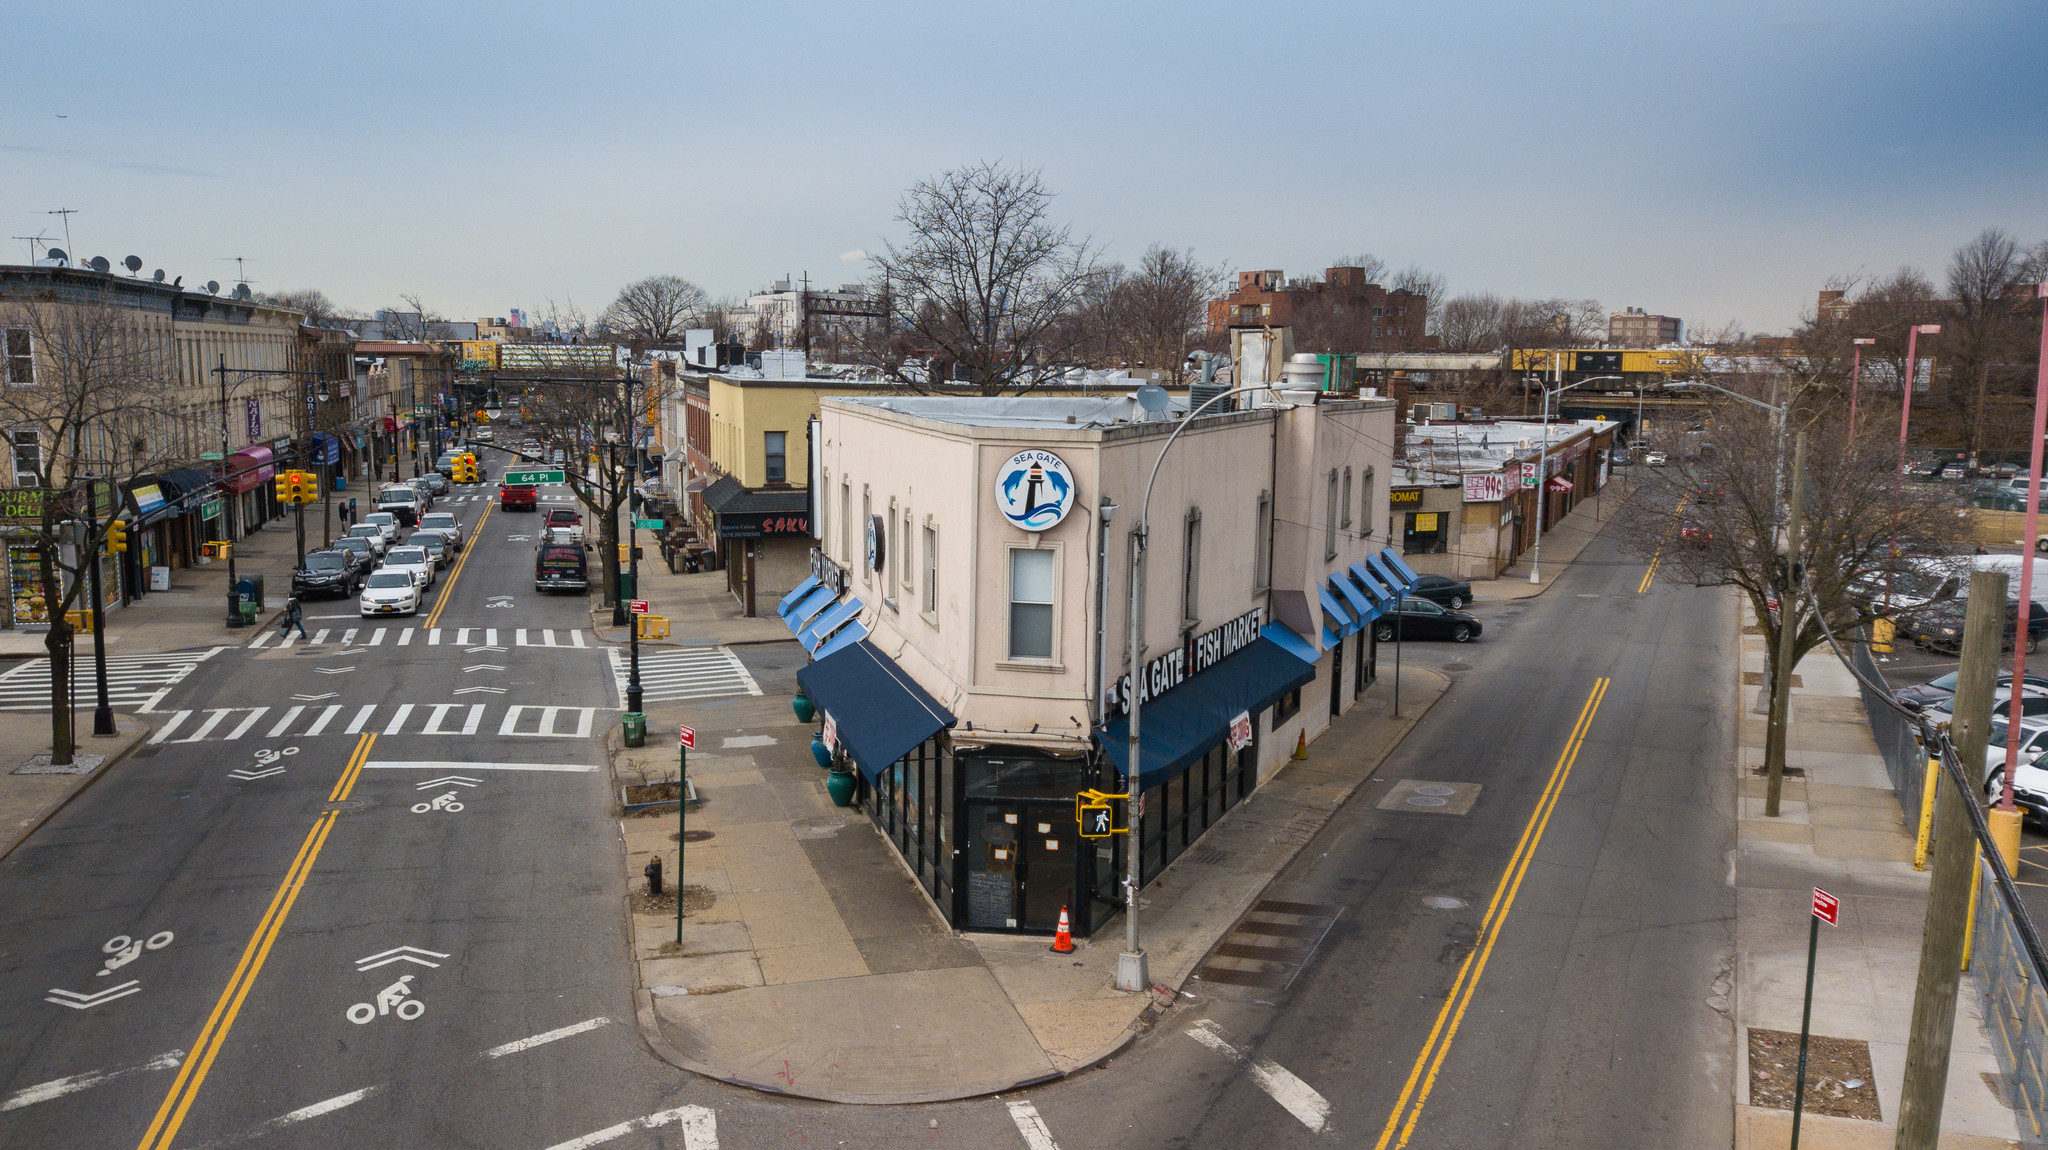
[502,468,565,485]
[199,498,224,520]
[201,452,224,461]
[634,518,664,531]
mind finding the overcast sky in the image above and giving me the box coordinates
[3,1,2041,335]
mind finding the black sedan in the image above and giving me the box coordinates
[1408,574,1473,610]
[1896,670,2048,713]
[1899,600,2048,655]
[1372,597,1482,643]
[290,548,366,599]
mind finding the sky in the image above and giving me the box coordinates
[3,1,2043,336]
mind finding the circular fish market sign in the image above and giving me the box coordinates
[994,449,1076,532]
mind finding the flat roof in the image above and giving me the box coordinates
[834,394,1189,430]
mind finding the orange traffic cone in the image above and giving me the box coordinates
[1292,729,1309,760]
[1050,905,1074,953]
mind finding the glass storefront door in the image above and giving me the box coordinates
[963,800,1074,932]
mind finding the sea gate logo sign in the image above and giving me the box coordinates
[994,449,1076,532]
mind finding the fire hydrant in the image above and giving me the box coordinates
[644,855,663,897]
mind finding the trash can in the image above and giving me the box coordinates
[618,572,636,602]
[235,575,265,610]
[622,711,647,748]
[238,599,260,623]
[333,475,346,491]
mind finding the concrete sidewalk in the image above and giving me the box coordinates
[1471,477,1630,602]
[608,606,1450,1102]
[0,711,152,862]
[1730,604,2021,1148]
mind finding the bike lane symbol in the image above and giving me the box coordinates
[346,974,425,1025]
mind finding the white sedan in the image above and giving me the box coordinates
[359,570,421,617]
[380,545,437,590]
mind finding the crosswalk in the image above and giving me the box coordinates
[0,649,221,711]
[248,627,590,650]
[147,702,600,744]
[609,645,761,705]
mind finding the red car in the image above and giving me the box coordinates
[1679,521,1713,546]
[499,482,537,511]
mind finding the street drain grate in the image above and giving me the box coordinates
[1188,846,1232,865]
[1190,900,1343,991]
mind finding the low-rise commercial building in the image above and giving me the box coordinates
[786,391,1415,939]
[1391,417,1620,581]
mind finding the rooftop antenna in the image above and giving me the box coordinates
[10,231,51,263]
[219,256,257,285]
[45,208,76,255]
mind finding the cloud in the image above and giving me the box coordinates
[839,249,867,262]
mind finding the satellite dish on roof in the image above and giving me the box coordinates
[152,269,165,282]
[205,280,219,294]
[232,283,251,300]
[123,255,142,274]
[88,255,110,273]
[1134,383,1170,413]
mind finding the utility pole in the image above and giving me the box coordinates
[88,479,114,737]
[216,355,243,627]
[1895,570,2005,1149]
[1764,431,1808,817]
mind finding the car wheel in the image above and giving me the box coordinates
[1374,622,1396,643]
[1452,624,1473,643]
[1448,595,1465,610]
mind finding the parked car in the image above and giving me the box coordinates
[500,482,537,511]
[543,507,584,541]
[1924,684,2048,728]
[345,523,389,558]
[1642,450,1669,467]
[418,472,450,497]
[291,549,365,599]
[1408,574,1473,610]
[1899,598,2047,655]
[414,512,465,551]
[434,452,461,478]
[1894,669,2048,713]
[1371,597,1482,643]
[358,570,421,617]
[1940,463,1969,480]
[331,535,376,566]
[535,541,588,592]
[1984,718,2048,821]
[405,476,436,510]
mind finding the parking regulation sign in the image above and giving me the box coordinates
[629,599,650,615]
[1811,887,1839,925]
[678,724,695,749]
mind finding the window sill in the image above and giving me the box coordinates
[996,660,1065,674]
[883,597,899,613]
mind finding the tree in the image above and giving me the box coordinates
[1944,228,2031,456]
[256,288,354,328]
[1617,390,1967,790]
[1390,264,1448,332]
[1072,246,1225,384]
[864,161,1098,394]
[600,275,709,346]
[0,291,179,763]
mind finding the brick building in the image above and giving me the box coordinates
[1207,267,1427,347]
[1608,307,1682,345]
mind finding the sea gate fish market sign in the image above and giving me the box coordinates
[1105,608,1264,718]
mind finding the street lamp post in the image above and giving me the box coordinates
[1997,287,2048,816]
[1527,375,1623,585]
[1116,382,1280,992]
[1886,324,1942,611]
[1846,337,1876,443]
[624,368,644,716]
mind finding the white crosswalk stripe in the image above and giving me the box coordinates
[249,626,589,650]
[147,702,600,743]
[0,649,222,712]
[609,646,761,705]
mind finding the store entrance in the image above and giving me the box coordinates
[963,799,1075,932]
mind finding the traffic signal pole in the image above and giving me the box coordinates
[89,491,119,737]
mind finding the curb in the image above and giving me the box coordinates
[0,713,159,864]
[625,667,1451,1105]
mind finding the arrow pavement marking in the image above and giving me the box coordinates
[1186,1019,1331,1132]
[542,1104,717,1150]
[313,667,355,675]
[353,946,450,972]
[46,980,142,1010]
[415,776,482,789]
[290,692,339,702]
[1,1049,184,1112]
[463,664,505,673]
[228,767,286,781]
[453,685,506,695]
[1007,1101,1063,1150]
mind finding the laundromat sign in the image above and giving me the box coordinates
[1105,607,1264,718]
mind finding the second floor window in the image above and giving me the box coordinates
[1325,471,1339,559]
[764,431,787,483]
[1009,548,1055,660]
[3,330,32,386]
[12,430,41,487]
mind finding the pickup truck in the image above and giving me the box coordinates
[499,482,537,511]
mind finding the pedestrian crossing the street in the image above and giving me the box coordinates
[0,649,221,712]
[609,645,762,705]
[146,701,600,744]
[247,626,591,650]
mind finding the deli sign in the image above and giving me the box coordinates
[1105,608,1264,718]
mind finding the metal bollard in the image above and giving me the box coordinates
[644,855,663,897]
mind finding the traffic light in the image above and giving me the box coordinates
[106,519,128,554]
[294,471,315,502]
[274,473,291,502]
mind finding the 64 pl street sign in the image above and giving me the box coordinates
[501,468,565,485]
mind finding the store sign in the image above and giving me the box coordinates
[1547,476,1574,492]
[1520,462,1538,488]
[865,513,884,570]
[1227,711,1253,752]
[0,489,49,521]
[994,449,1076,532]
[717,512,807,540]
[246,398,262,441]
[1462,474,1506,503]
[821,711,838,751]
[1388,488,1423,507]
[1105,607,1264,718]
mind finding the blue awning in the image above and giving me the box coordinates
[814,619,869,659]
[1332,572,1377,622]
[783,586,837,637]
[796,640,956,780]
[1261,621,1321,664]
[801,598,864,651]
[778,575,822,617]
[1318,586,1356,638]
[1369,551,1417,596]
[1349,562,1395,605]
[1381,551,1422,587]
[1101,636,1318,790]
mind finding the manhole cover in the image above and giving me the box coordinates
[1377,779,1482,815]
[1407,796,1449,807]
[1413,785,1457,796]
[1423,896,1467,910]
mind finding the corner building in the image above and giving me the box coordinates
[786,391,1415,939]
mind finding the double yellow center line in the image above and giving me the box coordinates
[423,502,492,629]
[1374,678,1610,1150]
[136,733,377,1150]
[1638,496,1689,594]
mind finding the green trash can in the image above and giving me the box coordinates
[622,711,646,748]
[238,599,261,622]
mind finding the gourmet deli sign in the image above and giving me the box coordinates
[1104,608,1264,718]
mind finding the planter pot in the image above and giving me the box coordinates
[792,692,816,724]
[826,768,858,808]
[810,736,832,770]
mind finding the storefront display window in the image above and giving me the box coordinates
[1403,511,1448,555]
[8,543,47,625]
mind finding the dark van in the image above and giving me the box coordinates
[535,542,588,592]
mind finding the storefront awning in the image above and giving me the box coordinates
[796,639,956,780]
[1319,586,1356,643]
[783,586,838,637]
[1101,636,1318,791]
[1368,550,1419,597]
[1261,621,1321,665]
[224,445,275,495]
[800,598,863,651]
[1332,572,1377,623]
[126,479,169,525]
[1349,562,1395,605]
[778,575,822,616]
[814,619,868,659]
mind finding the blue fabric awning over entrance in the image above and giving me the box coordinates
[796,640,956,780]
[1332,572,1377,622]
[783,586,836,637]
[1100,636,1318,791]
[1349,562,1395,605]
[777,575,822,617]
[801,598,864,651]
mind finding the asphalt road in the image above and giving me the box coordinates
[0,462,1741,1150]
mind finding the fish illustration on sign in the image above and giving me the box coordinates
[995,451,1076,531]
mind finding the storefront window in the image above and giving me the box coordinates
[1404,511,1448,555]
[1271,685,1302,726]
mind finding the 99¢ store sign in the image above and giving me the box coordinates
[1104,608,1264,718]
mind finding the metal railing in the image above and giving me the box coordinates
[1848,637,1932,827]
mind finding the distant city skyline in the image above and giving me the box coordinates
[3,1,2042,337]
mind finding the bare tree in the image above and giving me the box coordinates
[1944,228,2031,455]
[600,275,709,346]
[256,288,355,328]
[1390,264,1448,331]
[0,293,178,763]
[1075,246,1226,383]
[864,161,1098,394]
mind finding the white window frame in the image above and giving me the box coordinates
[1325,469,1340,560]
[1004,544,1060,666]
[11,429,42,488]
[922,521,938,621]
[4,328,34,386]
[1182,506,1202,628]
[763,430,787,483]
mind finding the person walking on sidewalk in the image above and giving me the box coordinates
[279,595,308,640]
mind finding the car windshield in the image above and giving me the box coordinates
[335,538,368,552]
[387,549,427,564]
[364,514,393,526]
[417,537,444,553]
[349,526,380,538]
[306,554,344,570]
[421,515,456,529]
[1927,672,1960,691]
[365,572,411,589]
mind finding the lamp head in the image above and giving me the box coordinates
[1852,338,1876,346]
[1913,324,1941,335]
